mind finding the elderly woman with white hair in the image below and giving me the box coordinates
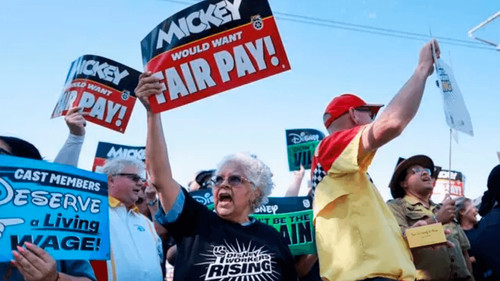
[135,72,298,281]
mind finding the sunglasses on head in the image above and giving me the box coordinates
[113,173,146,183]
[210,175,253,188]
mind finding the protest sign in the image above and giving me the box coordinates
[432,169,465,201]
[140,0,290,113]
[51,55,142,133]
[188,189,315,255]
[253,196,315,255]
[92,142,145,172]
[436,59,474,136]
[0,156,109,261]
[286,129,325,171]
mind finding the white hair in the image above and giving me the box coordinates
[102,157,145,176]
[216,153,274,209]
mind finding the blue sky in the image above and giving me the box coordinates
[1,0,499,201]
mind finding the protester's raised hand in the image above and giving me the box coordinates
[294,165,305,181]
[135,71,163,111]
[418,39,440,77]
[436,195,455,224]
[12,242,58,281]
[147,179,160,193]
[145,181,158,202]
[65,106,87,136]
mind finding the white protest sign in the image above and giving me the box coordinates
[436,59,474,136]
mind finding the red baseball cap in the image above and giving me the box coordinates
[323,93,384,128]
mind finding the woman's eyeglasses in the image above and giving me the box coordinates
[113,173,146,183]
[210,175,253,188]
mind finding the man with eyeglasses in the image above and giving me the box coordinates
[387,155,473,281]
[101,157,164,281]
[311,40,440,281]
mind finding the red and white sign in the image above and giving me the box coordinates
[140,0,290,113]
[432,169,465,201]
[51,55,141,133]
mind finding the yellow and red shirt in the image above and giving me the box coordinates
[311,125,416,281]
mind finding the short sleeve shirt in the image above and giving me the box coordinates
[311,125,416,281]
[158,189,298,281]
[387,196,473,280]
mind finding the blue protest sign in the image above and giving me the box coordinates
[0,155,109,261]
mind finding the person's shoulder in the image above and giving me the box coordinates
[182,189,222,225]
[326,126,363,141]
[387,197,404,206]
[252,219,276,229]
[250,221,292,253]
[316,126,363,157]
[183,188,212,212]
[137,212,155,226]
[386,198,408,213]
[478,208,500,228]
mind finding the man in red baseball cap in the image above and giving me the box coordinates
[323,93,383,129]
[311,39,440,281]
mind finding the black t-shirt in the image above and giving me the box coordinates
[165,189,298,281]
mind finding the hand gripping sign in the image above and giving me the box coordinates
[140,0,291,113]
[51,55,142,133]
[0,155,109,261]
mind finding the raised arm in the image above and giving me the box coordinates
[53,106,87,166]
[361,39,440,153]
[284,165,305,197]
[135,72,180,212]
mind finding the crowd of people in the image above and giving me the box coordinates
[2,39,500,281]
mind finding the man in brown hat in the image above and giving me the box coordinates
[311,39,440,281]
[387,155,473,281]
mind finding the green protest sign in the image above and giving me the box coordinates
[252,196,316,255]
[286,129,325,171]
